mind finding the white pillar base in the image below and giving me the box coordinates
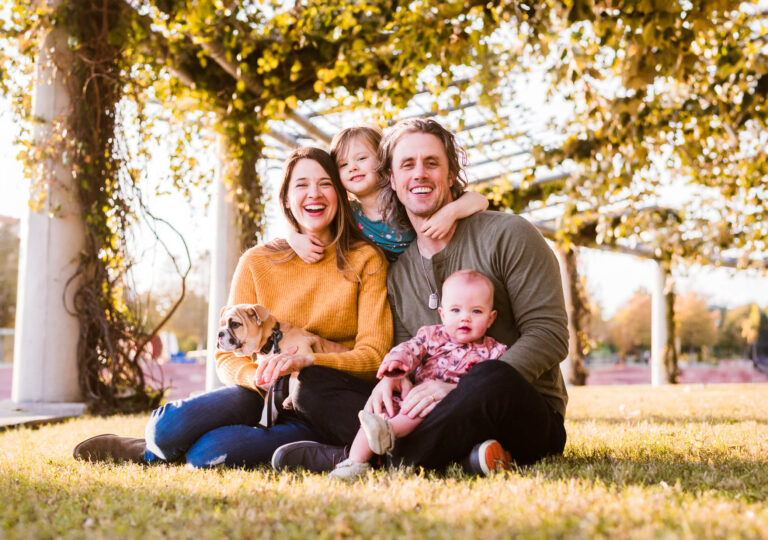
[12,210,84,403]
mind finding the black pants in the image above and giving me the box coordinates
[294,360,566,470]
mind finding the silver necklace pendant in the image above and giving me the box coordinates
[418,249,439,310]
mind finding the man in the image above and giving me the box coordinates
[275,118,569,474]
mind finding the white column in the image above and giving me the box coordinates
[650,260,667,386]
[205,150,239,391]
[555,247,575,386]
[12,22,85,403]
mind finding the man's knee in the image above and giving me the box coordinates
[457,360,527,398]
[447,360,548,425]
[462,359,524,380]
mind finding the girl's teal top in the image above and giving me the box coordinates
[351,200,415,257]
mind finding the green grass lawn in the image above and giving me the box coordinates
[1,384,767,539]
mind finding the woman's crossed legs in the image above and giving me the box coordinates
[146,385,318,468]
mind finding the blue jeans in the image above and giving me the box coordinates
[144,385,318,468]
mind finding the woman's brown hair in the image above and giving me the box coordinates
[263,147,382,279]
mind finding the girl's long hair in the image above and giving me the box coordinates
[263,147,382,279]
[329,125,382,166]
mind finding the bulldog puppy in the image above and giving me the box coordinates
[217,304,350,418]
[217,304,349,357]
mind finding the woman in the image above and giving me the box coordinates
[73,147,392,468]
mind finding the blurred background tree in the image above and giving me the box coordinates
[717,304,754,359]
[674,291,719,362]
[0,223,19,329]
[608,290,652,363]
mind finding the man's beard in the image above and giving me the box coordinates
[407,193,451,219]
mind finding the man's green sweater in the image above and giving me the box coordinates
[387,211,570,417]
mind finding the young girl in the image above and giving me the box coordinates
[329,269,508,480]
[289,126,488,261]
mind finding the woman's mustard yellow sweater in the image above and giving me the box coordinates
[215,242,392,391]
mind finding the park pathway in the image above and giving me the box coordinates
[2,359,767,403]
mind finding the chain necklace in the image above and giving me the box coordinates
[419,253,439,310]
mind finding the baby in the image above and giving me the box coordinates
[330,269,508,480]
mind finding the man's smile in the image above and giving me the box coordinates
[410,185,433,195]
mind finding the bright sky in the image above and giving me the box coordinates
[1,95,767,318]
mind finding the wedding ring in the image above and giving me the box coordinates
[430,394,436,402]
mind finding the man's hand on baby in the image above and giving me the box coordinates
[365,376,412,418]
[400,380,456,418]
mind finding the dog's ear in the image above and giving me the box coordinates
[245,305,271,325]
[245,305,266,325]
[255,305,271,325]
[245,306,259,323]
[219,305,231,325]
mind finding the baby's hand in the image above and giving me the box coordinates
[377,359,409,379]
[287,229,325,263]
[420,206,456,240]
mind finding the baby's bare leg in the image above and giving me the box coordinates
[348,413,423,463]
[348,427,374,463]
[388,413,423,439]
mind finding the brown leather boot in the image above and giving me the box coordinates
[73,434,147,463]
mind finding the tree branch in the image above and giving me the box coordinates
[195,36,332,144]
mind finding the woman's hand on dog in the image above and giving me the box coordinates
[400,380,456,418]
[253,346,314,386]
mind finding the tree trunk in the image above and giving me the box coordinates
[663,275,679,383]
[558,246,589,385]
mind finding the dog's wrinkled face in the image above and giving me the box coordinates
[216,304,271,356]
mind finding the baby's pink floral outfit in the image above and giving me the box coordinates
[377,324,507,414]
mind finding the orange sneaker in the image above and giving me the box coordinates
[465,439,512,476]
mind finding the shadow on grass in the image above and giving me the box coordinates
[0,468,559,538]
[566,414,768,426]
[3,456,766,538]
[524,452,768,502]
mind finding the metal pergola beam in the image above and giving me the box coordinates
[470,170,570,188]
[195,38,332,145]
[264,128,301,150]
